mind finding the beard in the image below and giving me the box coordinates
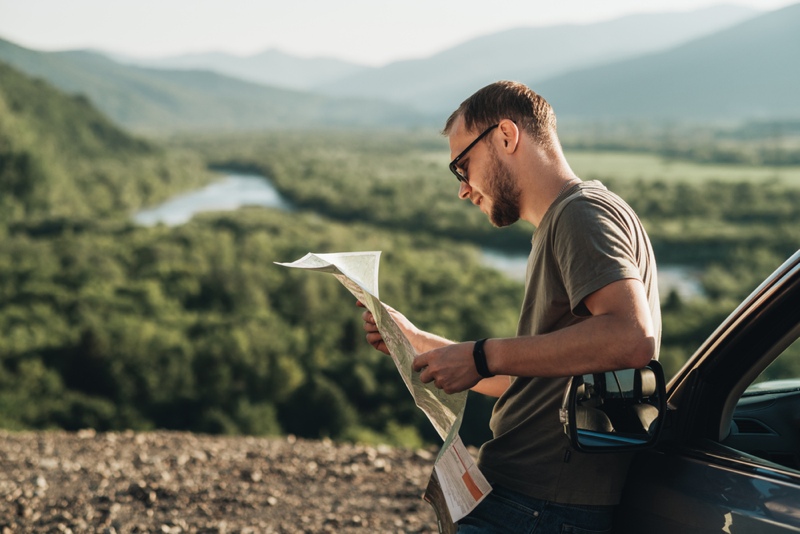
[486,147,522,227]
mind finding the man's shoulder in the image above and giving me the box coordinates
[552,182,615,221]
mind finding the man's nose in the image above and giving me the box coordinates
[458,180,471,200]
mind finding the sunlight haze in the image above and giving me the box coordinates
[0,0,797,65]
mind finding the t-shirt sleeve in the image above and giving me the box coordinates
[552,196,642,316]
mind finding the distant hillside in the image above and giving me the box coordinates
[315,5,758,113]
[536,3,800,121]
[0,60,211,221]
[0,39,428,133]
[118,48,369,91]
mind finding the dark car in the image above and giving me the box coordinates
[563,249,800,533]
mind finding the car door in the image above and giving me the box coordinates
[614,250,800,533]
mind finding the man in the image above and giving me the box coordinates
[361,81,661,533]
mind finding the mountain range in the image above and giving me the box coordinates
[1,3,798,132]
[310,5,760,112]
[112,49,369,92]
[536,2,800,120]
[0,40,427,132]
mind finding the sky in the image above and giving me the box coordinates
[0,0,797,67]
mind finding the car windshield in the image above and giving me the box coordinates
[744,335,800,396]
[725,329,800,473]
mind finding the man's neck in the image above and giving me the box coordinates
[517,151,580,227]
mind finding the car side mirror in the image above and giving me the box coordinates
[560,360,666,453]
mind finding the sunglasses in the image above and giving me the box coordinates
[448,124,499,183]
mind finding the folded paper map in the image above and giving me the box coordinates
[276,251,491,531]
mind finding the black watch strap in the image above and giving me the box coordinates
[473,338,495,378]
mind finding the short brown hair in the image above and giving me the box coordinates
[443,81,557,147]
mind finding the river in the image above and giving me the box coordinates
[133,171,292,226]
[134,171,704,299]
[480,249,704,300]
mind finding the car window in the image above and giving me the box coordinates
[725,334,800,473]
[749,336,800,386]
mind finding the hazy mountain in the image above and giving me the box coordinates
[314,5,759,113]
[0,38,427,133]
[116,49,369,91]
[535,3,800,121]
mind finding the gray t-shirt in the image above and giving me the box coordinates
[477,180,661,506]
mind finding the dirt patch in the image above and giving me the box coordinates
[0,430,441,533]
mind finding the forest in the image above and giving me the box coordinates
[1,59,799,447]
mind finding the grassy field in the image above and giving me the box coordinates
[409,144,800,186]
[565,150,800,185]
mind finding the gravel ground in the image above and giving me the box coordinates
[0,430,442,533]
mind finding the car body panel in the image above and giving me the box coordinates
[613,250,800,532]
[616,446,800,533]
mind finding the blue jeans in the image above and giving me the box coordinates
[457,484,614,534]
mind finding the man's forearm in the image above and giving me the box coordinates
[471,375,512,397]
[482,314,655,379]
[406,329,453,354]
[483,277,656,378]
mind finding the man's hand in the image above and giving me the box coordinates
[413,342,482,394]
[357,300,421,355]
[358,301,389,354]
[356,302,462,373]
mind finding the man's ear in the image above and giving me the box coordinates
[498,119,519,154]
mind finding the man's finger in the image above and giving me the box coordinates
[418,368,433,384]
[412,354,428,373]
[363,321,379,335]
